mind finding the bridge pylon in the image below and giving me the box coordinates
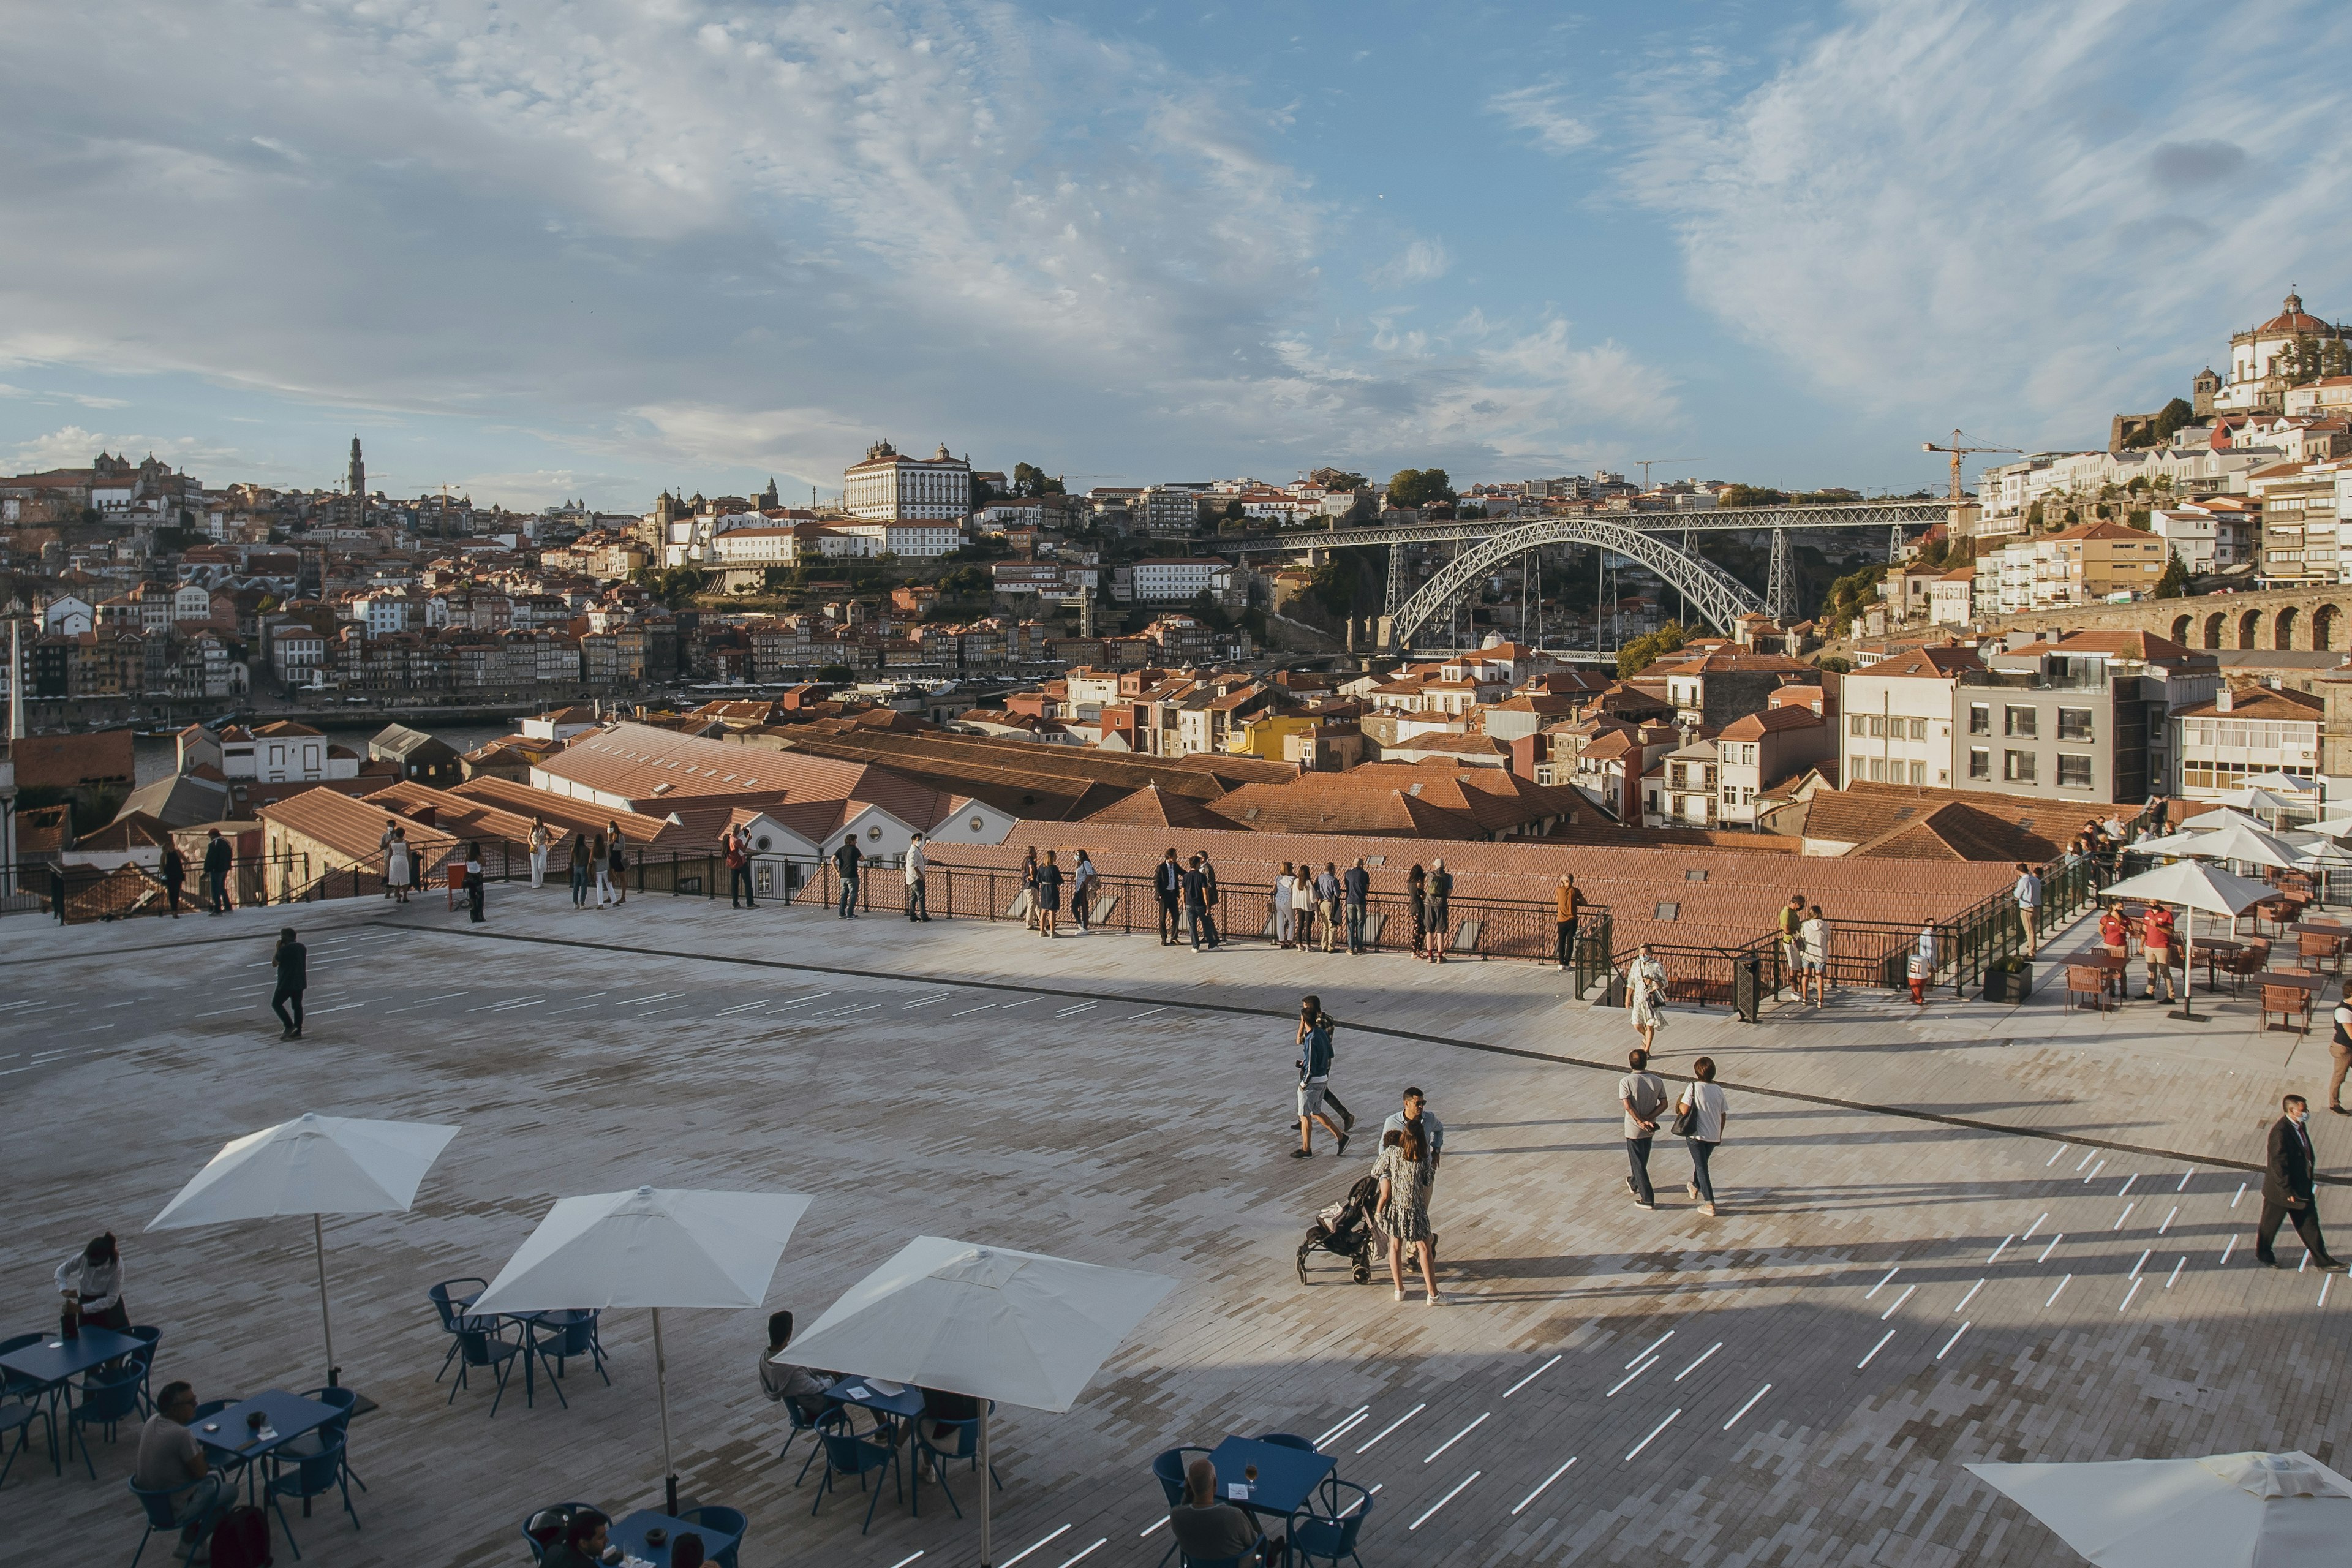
[1766,527,1795,624]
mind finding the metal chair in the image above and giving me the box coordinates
[911,1404,1005,1519]
[679,1504,746,1568]
[128,1476,215,1568]
[808,1408,902,1535]
[1288,1476,1374,1567]
[443,1314,524,1415]
[126,1325,164,1415]
[426,1277,488,1382]
[777,1395,829,1482]
[0,1390,55,1489]
[1151,1446,1216,1568]
[0,1333,45,1400]
[527,1310,610,1406]
[67,1362,144,1478]
[287,1385,366,1496]
[268,1427,361,1540]
[1256,1433,1316,1452]
[1182,1536,1270,1568]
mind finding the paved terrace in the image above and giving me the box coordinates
[2,881,2346,1567]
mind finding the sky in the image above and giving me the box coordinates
[5,0,2351,513]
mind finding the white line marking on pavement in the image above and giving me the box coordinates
[890,1554,925,1567]
[2160,1206,2179,1235]
[2046,1275,2072,1308]
[1408,1471,1480,1529]
[1856,1332,1894,1368]
[382,992,467,1013]
[2038,1233,2064,1264]
[1335,1483,1379,1520]
[2179,1168,2195,1190]
[2114,1202,2135,1230]
[2166,1257,2186,1288]
[1126,1007,1166,1019]
[192,1007,246,1017]
[1865,1270,1898,1300]
[715,1000,767,1014]
[2119,1173,2138,1196]
[2131,1250,2150,1278]
[1511,1456,1577,1515]
[771,993,832,1009]
[2048,1145,2069,1166]
[1724,1384,1771,1430]
[1425,1412,1487,1462]
[2120,1278,2142,1311]
[81,1023,114,1031]
[491,996,546,1011]
[2323,1275,2334,1308]
[2024,1212,2048,1240]
[2221,1235,2239,1266]
[1954,1280,1984,1313]
[1987,1236,2014,1264]
[1937,1322,1970,1360]
[2083,1159,2106,1182]
[2300,1251,2309,1274]
[1504,1354,1561,1396]
[997,1525,1069,1568]
[1312,1407,1369,1447]
[1055,1539,1105,1568]
[2233,1183,2247,1208]
[1054,1002,1097,1017]
[950,1004,997,1017]
[620,992,677,1005]
[105,1000,137,1008]
[900,995,947,1008]
[1673,1343,1721,1381]
[1880,1284,1915,1321]
[1354,1403,1424,1453]
[1605,1358,1658,1396]
[1628,1331,1675,1365]
[2077,1148,2098,1170]
[1000,998,1039,1008]
[1624,1412,1679,1461]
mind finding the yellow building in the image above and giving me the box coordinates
[1224,710,1322,759]
[2034,519,2169,606]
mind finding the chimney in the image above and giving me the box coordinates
[2216,687,2234,713]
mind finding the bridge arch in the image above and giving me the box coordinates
[1389,518,1765,646]
[2170,614,2193,646]
[2316,603,2342,652]
[2202,611,2225,650]
[2275,606,2299,650]
[2239,608,2263,650]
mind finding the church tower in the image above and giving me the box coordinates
[347,435,366,501]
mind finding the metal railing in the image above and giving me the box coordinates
[17,854,317,925]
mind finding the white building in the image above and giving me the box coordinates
[843,440,971,522]
[1134,485,1205,538]
[1130,557,1233,601]
[831,520,962,558]
[1840,646,1982,789]
[2209,292,2349,416]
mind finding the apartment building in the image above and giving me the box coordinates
[2174,683,2322,797]
[1840,645,1983,789]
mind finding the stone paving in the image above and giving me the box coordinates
[1,881,2346,1567]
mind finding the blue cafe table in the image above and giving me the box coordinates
[0,1325,144,1474]
[193,1389,343,1502]
[1204,1434,1335,1562]
[609,1508,742,1568]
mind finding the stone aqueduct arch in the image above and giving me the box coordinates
[2004,587,2347,654]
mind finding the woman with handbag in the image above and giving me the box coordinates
[1627,944,1668,1053]
[1675,1057,1728,1217]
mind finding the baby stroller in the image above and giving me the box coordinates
[1297,1174,1382,1285]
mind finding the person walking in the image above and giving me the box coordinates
[1183,854,1218,951]
[1425,859,1453,962]
[271,927,307,1040]
[1343,856,1371,955]
[1156,848,1184,946]
[1035,848,1064,938]
[462,841,486,924]
[1619,1047,1667,1209]
[2330,992,2352,1116]
[386,826,413,904]
[1775,893,1805,1000]
[2256,1095,2345,1270]
[570,831,592,908]
[1800,903,1830,1007]
[1315,862,1342,954]
[904,831,930,922]
[379,817,399,900]
[1019,845,1041,930]
[606,823,629,905]
[725,825,753,908]
[1676,1056,1728,1216]
[1555,873,1582,970]
[592,831,614,909]
[1373,1123,1440,1303]
[1273,859,1297,948]
[1406,864,1428,959]
[1627,943,1667,1052]
[2013,861,2043,956]
[529,815,552,889]
[1291,995,1355,1139]
[202,827,232,914]
[1070,848,1096,933]
[1292,1003,1346,1158]
[160,841,186,918]
[834,834,863,917]
[2141,903,2177,1003]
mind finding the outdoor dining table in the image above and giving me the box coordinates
[824,1375,926,1434]
[608,1507,741,1568]
[2250,970,2331,994]
[1204,1433,1336,1559]
[194,1389,342,1504]
[0,1324,143,1474]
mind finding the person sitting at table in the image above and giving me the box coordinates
[758,1310,834,1423]
[918,1384,980,1442]
[56,1231,129,1333]
[540,1509,609,1568]
[2142,903,2177,1003]
[670,1532,707,1568]
[136,1381,231,1550]
[1168,1457,1264,1566]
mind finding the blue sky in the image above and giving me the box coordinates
[4,1,2350,511]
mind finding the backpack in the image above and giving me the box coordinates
[211,1504,273,1568]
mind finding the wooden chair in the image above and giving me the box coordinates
[2263,984,2313,1036]
[2218,941,2268,996]
[2296,931,2344,976]
[2065,965,2111,1014]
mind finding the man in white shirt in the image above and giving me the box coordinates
[903,832,930,922]
[2012,862,2043,956]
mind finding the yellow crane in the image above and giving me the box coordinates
[1921,430,2019,502]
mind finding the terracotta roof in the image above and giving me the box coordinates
[258,785,459,864]
[2176,685,2323,722]
[1803,783,2063,861]
[1866,646,1985,678]
[2043,630,2198,662]
[540,720,952,828]
[1079,783,1238,832]
[1717,706,1826,741]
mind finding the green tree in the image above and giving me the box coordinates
[1617,620,1687,679]
[2154,550,2190,598]
[1717,483,1789,508]
[1011,462,1065,496]
[1321,470,1368,490]
[1820,562,1887,630]
[1385,468,1454,509]
[816,663,854,684]
[2127,508,2152,530]
[1815,655,1854,674]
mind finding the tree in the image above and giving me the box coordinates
[1717,483,1789,508]
[2154,549,2190,598]
[1618,622,1687,679]
[1385,468,1454,509]
[816,663,854,684]
[1321,470,1368,491]
[1011,462,1065,497]
[1820,562,1887,631]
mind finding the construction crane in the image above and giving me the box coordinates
[1921,430,2019,502]
[1634,458,1705,489]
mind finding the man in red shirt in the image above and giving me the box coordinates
[2141,905,2177,1003]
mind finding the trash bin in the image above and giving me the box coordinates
[1735,957,1762,1023]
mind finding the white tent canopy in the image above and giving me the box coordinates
[2100,861,2274,918]
[471,1186,811,1515]
[2239,771,2315,793]
[148,1112,460,1385]
[2182,807,2276,835]
[784,1237,1174,1567]
[2176,820,2303,870]
[1969,1449,2352,1568]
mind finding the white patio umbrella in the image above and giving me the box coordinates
[1967,1449,2352,1567]
[2177,820,2302,872]
[2241,770,2316,794]
[148,1112,460,1386]
[2182,807,2275,835]
[2127,829,2209,858]
[2100,860,2275,1022]
[470,1186,810,1517]
[2214,785,2296,815]
[782,1237,1175,1567]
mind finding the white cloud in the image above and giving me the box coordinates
[1487,81,1596,156]
[1367,238,1452,290]
[1615,0,2352,437]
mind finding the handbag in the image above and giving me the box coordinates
[1670,1087,1700,1139]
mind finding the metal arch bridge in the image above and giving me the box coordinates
[1215,498,1960,557]
[1389,517,1777,646]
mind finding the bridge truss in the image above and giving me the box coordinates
[1390,518,1770,647]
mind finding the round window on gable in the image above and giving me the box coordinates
[867,824,883,840]
[754,835,772,851]
[970,815,983,831]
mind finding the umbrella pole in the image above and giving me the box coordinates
[2170,907,2199,1022]
[653,1306,679,1518]
[313,1215,339,1387]
[979,1402,992,1567]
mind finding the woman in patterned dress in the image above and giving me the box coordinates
[1373,1122,1439,1304]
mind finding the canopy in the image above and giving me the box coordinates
[2100,861,2274,918]
[2175,820,2302,870]
[1969,1450,2352,1568]
[2213,786,2298,815]
[785,1237,1174,1567]
[2182,807,2275,835]
[472,1186,810,1515]
[148,1113,461,1385]
[2239,771,2315,794]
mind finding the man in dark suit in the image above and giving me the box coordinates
[1155,848,1183,946]
[2257,1095,2346,1270]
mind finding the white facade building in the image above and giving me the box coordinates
[843,440,971,522]
[1129,557,1233,602]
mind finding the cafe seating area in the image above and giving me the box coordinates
[1150,1431,1374,1568]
